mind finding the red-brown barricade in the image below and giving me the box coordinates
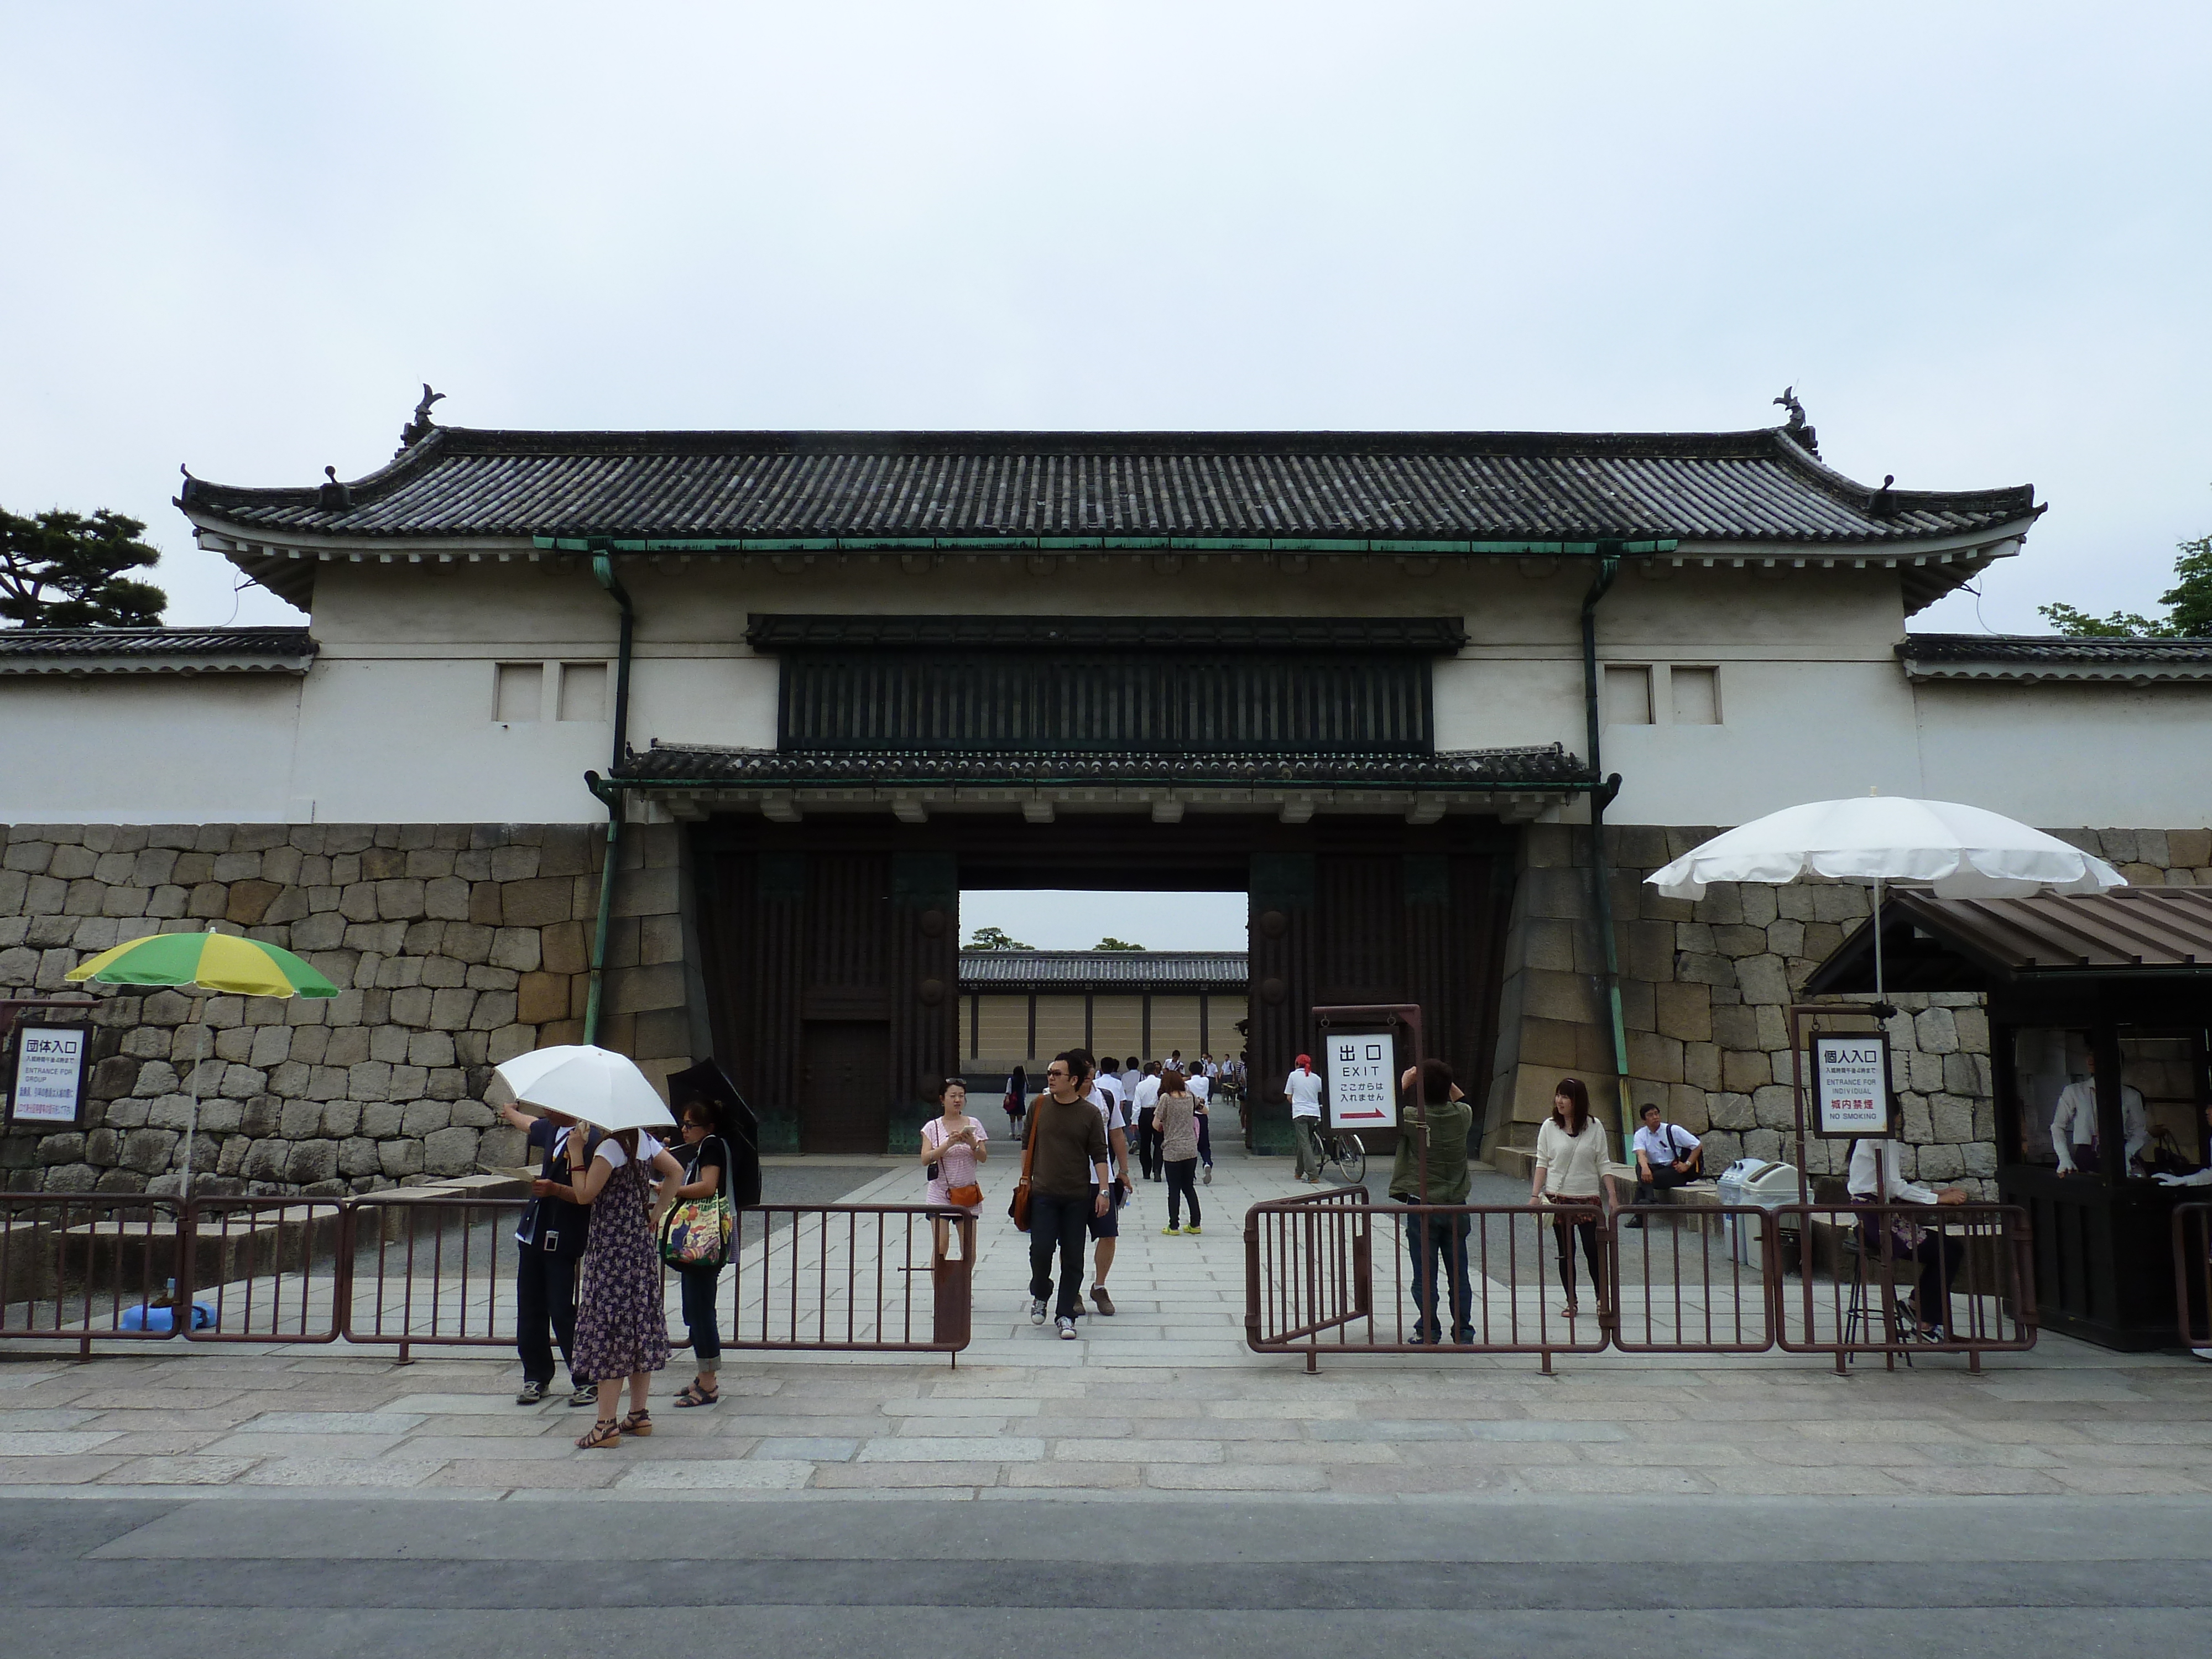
[0,1193,187,1350]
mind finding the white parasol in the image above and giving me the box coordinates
[1647,794,2125,1009]
[492,1044,676,1133]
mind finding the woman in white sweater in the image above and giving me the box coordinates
[1531,1077,1610,1320]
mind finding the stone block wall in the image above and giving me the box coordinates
[1485,821,2212,1198]
[0,820,697,1198]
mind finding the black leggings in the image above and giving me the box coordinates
[1164,1157,1201,1229]
[1551,1201,1607,1306]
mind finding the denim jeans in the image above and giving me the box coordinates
[1027,1190,1093,1320]
[1402,1210,1473,1342]
[679,1264,722,1364]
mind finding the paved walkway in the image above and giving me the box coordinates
[1,1144,2206,1501]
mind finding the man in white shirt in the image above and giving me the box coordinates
[1120,1061,1142,1101]
[1627,1102,1703,1226]
[1188,1066,1214,1182]
[1286,1054,1326,1184]
[1132,1062,1164,1181]
[1849,1107,1970,1339]
[2051,1052,2148,1176]
[1075,1048,1133,1317]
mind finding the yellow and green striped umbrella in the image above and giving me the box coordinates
[66,928,340,999]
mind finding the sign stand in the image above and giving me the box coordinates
[1787,1002,1893,1206]
[2,996,100,1131]
[1313,1003,1425,1199]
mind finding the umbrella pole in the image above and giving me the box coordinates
[177,994,206,1201]
[1871,876,1886,1006]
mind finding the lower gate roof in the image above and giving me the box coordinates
[1807,888,2212,992]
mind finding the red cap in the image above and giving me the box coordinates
[1296,1053,1312,1068]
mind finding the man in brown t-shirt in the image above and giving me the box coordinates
[1021,1051,1112,1338]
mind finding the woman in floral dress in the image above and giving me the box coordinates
[545,1124,683,1450]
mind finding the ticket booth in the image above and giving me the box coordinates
[1806,888,2212,1350]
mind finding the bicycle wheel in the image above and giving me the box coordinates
[1329,1134,1365,1186]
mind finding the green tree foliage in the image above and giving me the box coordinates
[2037,512,2212,639]
[966,925,1032,951]
[1092,936,1144,951]
[0,507,166,627]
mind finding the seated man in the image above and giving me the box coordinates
[1627,1101,1703,1227]
[1848,1107,1970,1339]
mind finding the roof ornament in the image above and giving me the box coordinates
[399,383,446,449]
[318,466,354,510]
[1773,386,1818,456]
[1871,473,1897,516]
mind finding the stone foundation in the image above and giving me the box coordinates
[0,820,697,1197]
[1485,822,2212,1195]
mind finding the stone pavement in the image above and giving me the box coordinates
[1,1142,2206,1502]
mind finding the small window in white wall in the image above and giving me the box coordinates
[1671,665,1721,725]
[1604,665,1653,725]
[559,661,609,722]
[494,662,544,723]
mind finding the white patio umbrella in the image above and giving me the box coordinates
[492,1044,675,1133]
[1649,793,2124,1006]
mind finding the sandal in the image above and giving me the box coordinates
[674,1383,719,1408]
[1561,1303,1579,1319]
[576,1417,622,1451]
[619,1409,654,1437]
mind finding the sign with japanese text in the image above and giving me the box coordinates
[1810,1031,1888,1139]
[8,1023,91,1129]
[1324,1031,1397,1129]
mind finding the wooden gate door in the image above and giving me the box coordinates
[800,1022,891,1153]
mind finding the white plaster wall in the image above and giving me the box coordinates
[1911,680,2212,828]
[0,674,301,822]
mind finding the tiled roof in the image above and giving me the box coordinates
[959,950,1249,989]
[0,626,316,676]
[1900,634,2212,684]
[611,743,1588,789]
[182,425,2034,549]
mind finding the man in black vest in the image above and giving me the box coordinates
[497,1099,594,1405]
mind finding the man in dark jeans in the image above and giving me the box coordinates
[1388,1060,1475,1345]
[1020,1051,1112,1340]
[495,1099,594,1405]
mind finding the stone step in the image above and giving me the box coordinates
[1490,1144,1537,1182]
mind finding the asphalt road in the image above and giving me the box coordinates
[8,1495,2207,1658]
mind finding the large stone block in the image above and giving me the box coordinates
[639,912,685,966]
[488,1024,535,1063]
[378,1139,425,1178]
[2167,828,2212,870]
[1722,1049,1771,1092]
[1707,1092,1755,1130]
[1626,1029,1684,1085]
[338,883,380,923]
[400,1099,452,1136]
[408,1030,456,1068]
[375,878,427,921]
[247,1026,291,1068]
[388,1063,429,1099]
[389,986,434,1029]
[1666,1085,1710,1132]
[516,971,570,1024]
[347,1060,395,1101]
[338,1137,381,1177]
[1653,979,1710,1043]
[119,1128,178,1174]
[358,1100,405,1139]
[2,840,54,873]
[498,877,573,928]
[1929,1092,1975,1142]
[424,876,472,921]
[1674,952,1736,989]
[422,1125,481,1177]
[1750,1084,1796,1129]
[1735,956,1790,1006]
[1683,1041,1721,1091]
[489,927,542,972]
[1914,1006,1959,1055]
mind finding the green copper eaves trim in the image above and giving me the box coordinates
[532,534,1679,557]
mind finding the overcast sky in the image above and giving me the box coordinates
[4,2,2208,639]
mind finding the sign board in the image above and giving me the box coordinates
[1809,1031,1888,1139]
[8,1022,92,1129]
[1324,1031,1398,1130]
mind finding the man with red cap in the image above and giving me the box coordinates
[1286,1053,1326,1183]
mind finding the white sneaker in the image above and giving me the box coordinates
[1057,1316,1078,1340]
[1202,1166,1212,1184]
[1029,1297,1047,1325]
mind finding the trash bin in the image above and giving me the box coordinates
[1715,1160,1801,1270]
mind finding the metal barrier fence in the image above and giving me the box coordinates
[0,1193,186,1352]
[0,1190,975,1361]
[1245,1192,2038,1371]
[1776,1203,2036,1374]
[2176,1203,2211,1353]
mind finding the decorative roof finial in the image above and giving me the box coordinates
[318,466,354,510]
[1773,387,1817,456]
[399,383,446,449]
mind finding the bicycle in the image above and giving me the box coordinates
[1298,1117,1365,1186]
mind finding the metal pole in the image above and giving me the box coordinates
[177,993,207,1200]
